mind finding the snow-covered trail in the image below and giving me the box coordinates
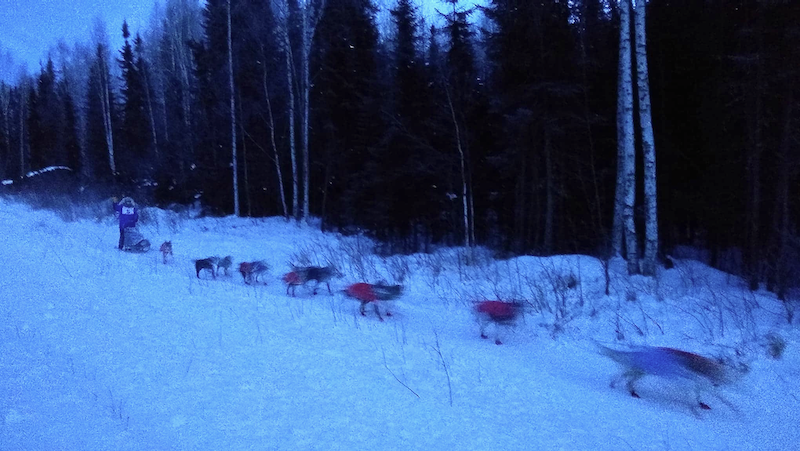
[1,199,798,450]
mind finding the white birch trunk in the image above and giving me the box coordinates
[634,0,658,276]
[19,87,25,177]
[445,85,471,247]
[228,0,239,216]
[611,2,627,257]
[0,86,9,178]
[142,69,159,164]
[99,55,116,176]
[261,45,289,219]
[273,0,299,220]
[301,6,311,223]
[300,0,325,224]
[618,0,638,274]
[285,33,299,221]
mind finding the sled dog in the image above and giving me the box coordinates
[159,241,173,264]
[239,261,270,284]
[598,344,742,411]
[345,283,403,321]
[283,265,341,296]
[474,300,522,345]
[194,256,219,279]
[217,255,233,276]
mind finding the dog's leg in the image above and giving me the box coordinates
[373,303,384,322]
[623,370,644,398]
[326,282,332,294]
[360,301,367,316]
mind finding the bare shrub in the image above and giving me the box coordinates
[765,333,786,359]
[384,255,411,284]
[517,260,584,334]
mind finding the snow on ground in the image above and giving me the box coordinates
[1,196,799,450]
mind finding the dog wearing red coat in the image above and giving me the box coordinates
[345,282,403,321]
[475,300,522,345]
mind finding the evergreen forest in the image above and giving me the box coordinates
[1,0,798,294]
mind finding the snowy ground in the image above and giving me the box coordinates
[1,196,799,450]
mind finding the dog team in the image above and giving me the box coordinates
[161,240,744,412]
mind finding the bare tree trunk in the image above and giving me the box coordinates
[285,35,299,221]
[142,69,159,164]
[300,0,326,223]
[19,87,26,178]
[301,5,311,223]
[98,55,116,177]
[261,45,289,219]
[0,85,9,179]
[616,0,638,274]
[444,84,471,247]
[468,163,476,247]
[634,0,658,276]
[171,7,196,184]
[236,91,252,216]
[228,0,239,216]
[611,12,627,258]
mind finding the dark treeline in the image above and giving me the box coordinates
[0,0,799,289]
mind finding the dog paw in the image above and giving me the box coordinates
[630,391,641,399]
[698,402,711,410]
[494,340,503,345]
[480,334,489,339]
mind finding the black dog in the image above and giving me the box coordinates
[194,257,219,279]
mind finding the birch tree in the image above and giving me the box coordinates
[18,78,30,179]
[299,0,326,223]
[55,41,93,180]
[444,83,471,248]
[227,0,239,216]
[98,47,116,177]
[0,83,9,179]
[260,44,289,219]
[274,0,299,220]
[633,0,658,276]
[135,35,159,164]
[613,0,638,273]
[157,0,201,189]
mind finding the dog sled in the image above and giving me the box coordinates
[122,226,151,253]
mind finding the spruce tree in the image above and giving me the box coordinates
[313,0,383,231]
[29,59,63,171]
